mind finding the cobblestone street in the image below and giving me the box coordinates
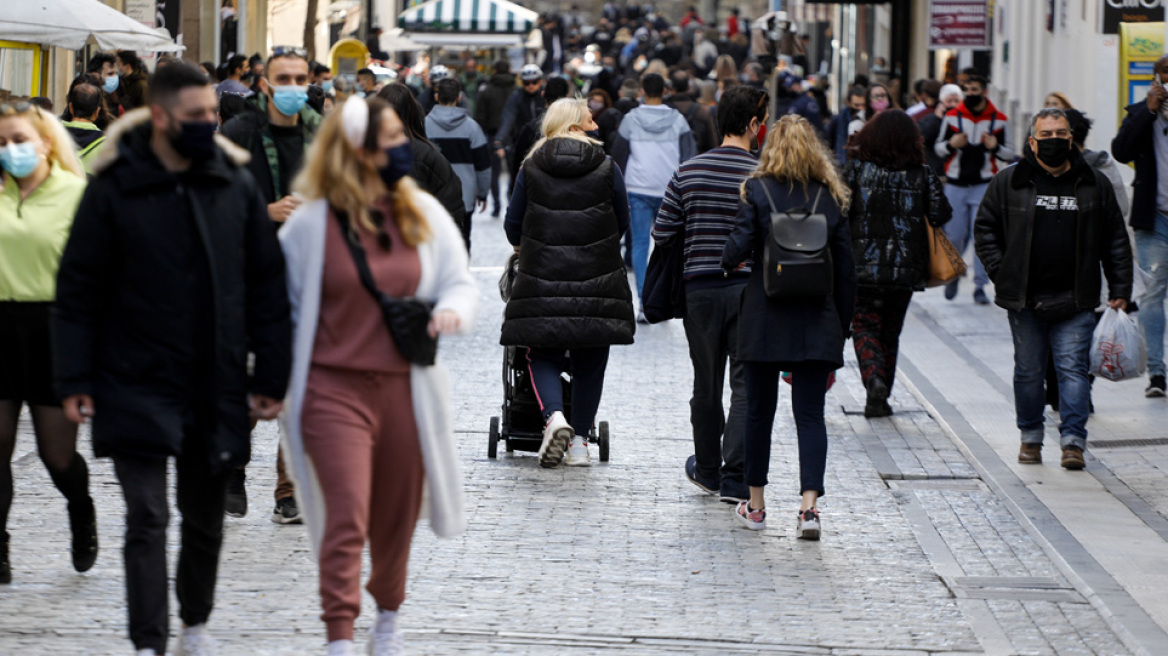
[0,207,1161,655]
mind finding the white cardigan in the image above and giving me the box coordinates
[278,193,479,555]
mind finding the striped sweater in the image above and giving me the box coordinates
[652,146,757,285]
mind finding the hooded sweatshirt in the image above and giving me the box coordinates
[612,104,696,197]
[425,105,491,213]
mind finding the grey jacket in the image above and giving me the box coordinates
[425,105,492,213]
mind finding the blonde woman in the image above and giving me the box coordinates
[502,98,634,468]
[279,96,478,656]
[711,54,739,100]
[1044,91,1073,110]
[721,115,856,538]
[0,102,94,584]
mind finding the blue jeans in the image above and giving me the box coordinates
[943,182,990,288]
[1135,214,1168,377]
[1008,309,1095,450]
[628,193,663,298]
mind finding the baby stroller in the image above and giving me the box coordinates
[488,255,611,461]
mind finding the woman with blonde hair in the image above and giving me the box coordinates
[711,54,739,100]
[1044,91,1073,110]
[721,115,857,538]
[278,96,478,655]
[503,98,634,468]
[0,101,94,584]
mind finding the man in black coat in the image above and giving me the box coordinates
[976,109,1131,471]
[1112,53,1168,398]
[52,63,292,656]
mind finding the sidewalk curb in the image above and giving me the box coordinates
[898,359,1161,656]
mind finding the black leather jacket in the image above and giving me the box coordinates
[973,152,1133,312]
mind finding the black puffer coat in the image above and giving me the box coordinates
[53,111,292,472]
[843,161,951,291]
[409,139,467,240]
[501,139,635,348]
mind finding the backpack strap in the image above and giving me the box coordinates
[809,185,824,213]
[756,178,779,214]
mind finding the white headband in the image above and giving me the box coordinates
[341,97,369,149]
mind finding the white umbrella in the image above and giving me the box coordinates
[0,0,183,51]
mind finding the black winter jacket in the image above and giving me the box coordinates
[219,94,321,204]
[843,161,952,291]
[475,73,515,134]
[722,178,856,367]
[52,112,292,472]
[1111,101,1162,231]
[409,139,468,240]
[501,139,635,348]
[973,152,1133,312]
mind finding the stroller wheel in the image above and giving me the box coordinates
[488,416,500,459]
[598,421,610,463]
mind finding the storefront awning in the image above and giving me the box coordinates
[0,0,183,51]
[397,0,537,34]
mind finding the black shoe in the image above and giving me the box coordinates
[68,498,98,573]
[973,287,990,305]
[1146,375,1166,398]
[866,377,890,404]
[864,400,893,418]
[944,280,959,300]
[0,531,10,584]
[491,207,501,218]
[684,455,718,496]
[225,469,247,518]
[271,497,303,525]
[719,478,748,504]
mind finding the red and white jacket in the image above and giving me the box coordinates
[933,99,1013,186]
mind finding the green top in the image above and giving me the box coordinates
[0,163,87,302]
[61,120,107,174]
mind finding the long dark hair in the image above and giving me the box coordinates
[377,82,431,145]
[847,109,924,171]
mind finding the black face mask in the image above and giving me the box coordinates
[963,94,983,111]
[168,119,218,160]
[1034,137,1072,169]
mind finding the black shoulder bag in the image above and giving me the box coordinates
[334,210,438,367]
[757,181,833,299]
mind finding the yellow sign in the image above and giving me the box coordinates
[1118,22,1164,125]
[0,41,45,98]
[328,38,370,78]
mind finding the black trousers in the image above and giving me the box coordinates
[112,422,229,653]
[742,361,833,496]
[682,285,746,483]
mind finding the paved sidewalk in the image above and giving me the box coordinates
[0,207,1142,655]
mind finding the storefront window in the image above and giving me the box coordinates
[0,41,41,101]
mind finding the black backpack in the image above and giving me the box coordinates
[758,181,832,299]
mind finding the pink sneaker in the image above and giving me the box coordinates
[734,501,766,530]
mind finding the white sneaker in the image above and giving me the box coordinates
[174,624,216,656]
[367,609,405,656]
[538,411,572,468]
[564,437,591,467]
[328,639,356,656]
[135,650,159,656]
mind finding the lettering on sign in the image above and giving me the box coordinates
[1102,0,1164,34]
[929,0,989,49]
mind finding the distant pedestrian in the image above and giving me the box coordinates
[502,98,635,468]
[60,83,108,172]
[494,65,547,197]
[919,84,962,180]
[586,89,624,154]
[0,102,94,586]
[843,110,951,418]
[280,96,478,656]
[1111,54,1168,398]
[721,115,856,537]
[216,54,254,98]
[847,82,891,137]
[1044,92,1074,110]
[425,77,491,250]
[652,85,769,504]
[53,62,292,656]
[826,86,865,165]
[473,60,515,217]
[115,50,150,110]
[975,108,1132,470]
[935,72,1012,305]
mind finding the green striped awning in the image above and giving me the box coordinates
[397,0,537,33]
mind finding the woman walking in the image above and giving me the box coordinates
[844,110,951,417]
[502,98,635,468]
[279,97,478,656]
[721,115,856,538]
[0,102,96,584]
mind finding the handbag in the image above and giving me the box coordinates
[335,211,438,367]
[925,221,966,287]
[757,180,832,299]
[642,232,687,322]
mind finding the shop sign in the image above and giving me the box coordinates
[1103,0,1165,35]
[929,0,989,48]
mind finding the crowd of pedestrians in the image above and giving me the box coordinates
[0,9,1161,653]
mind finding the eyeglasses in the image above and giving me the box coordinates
[270,45,308,59]
[0,101,33,116]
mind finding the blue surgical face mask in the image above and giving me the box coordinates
[0,142,42,179]
[378,143,414,189]
[103,74,120,94]
[270,84,309,116]
[321,80,334,94]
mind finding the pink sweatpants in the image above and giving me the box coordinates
[300,365,425,642]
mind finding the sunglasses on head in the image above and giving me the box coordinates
[271,45,308,59]
[0,102,34,116]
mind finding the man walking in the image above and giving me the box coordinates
[216,54,253,98]
[612,73,696,315]
[936,73,1013,305]
[975,108,1131,470]
[53,62,292,656]
[1112,54,1168,398]
[474,60,516,217]
[652,86,768,503]
[61,82,107,173]
[494,65,547,197]
[425,77,491,251]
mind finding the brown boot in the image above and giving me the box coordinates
[1061,446,1085,470]
[1018,443,1042,464]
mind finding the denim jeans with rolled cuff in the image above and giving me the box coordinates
[1009,308,1094,451]
[1135,214,1168,378]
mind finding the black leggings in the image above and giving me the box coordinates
[742,361,833,496]
[0,401,90,533]
[526,346,610,438]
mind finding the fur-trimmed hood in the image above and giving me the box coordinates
[90,107,251,176]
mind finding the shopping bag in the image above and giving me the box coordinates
[1090,307,1147,382]
[926,221,967,287]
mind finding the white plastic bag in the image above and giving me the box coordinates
[1090,307,1147,382]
